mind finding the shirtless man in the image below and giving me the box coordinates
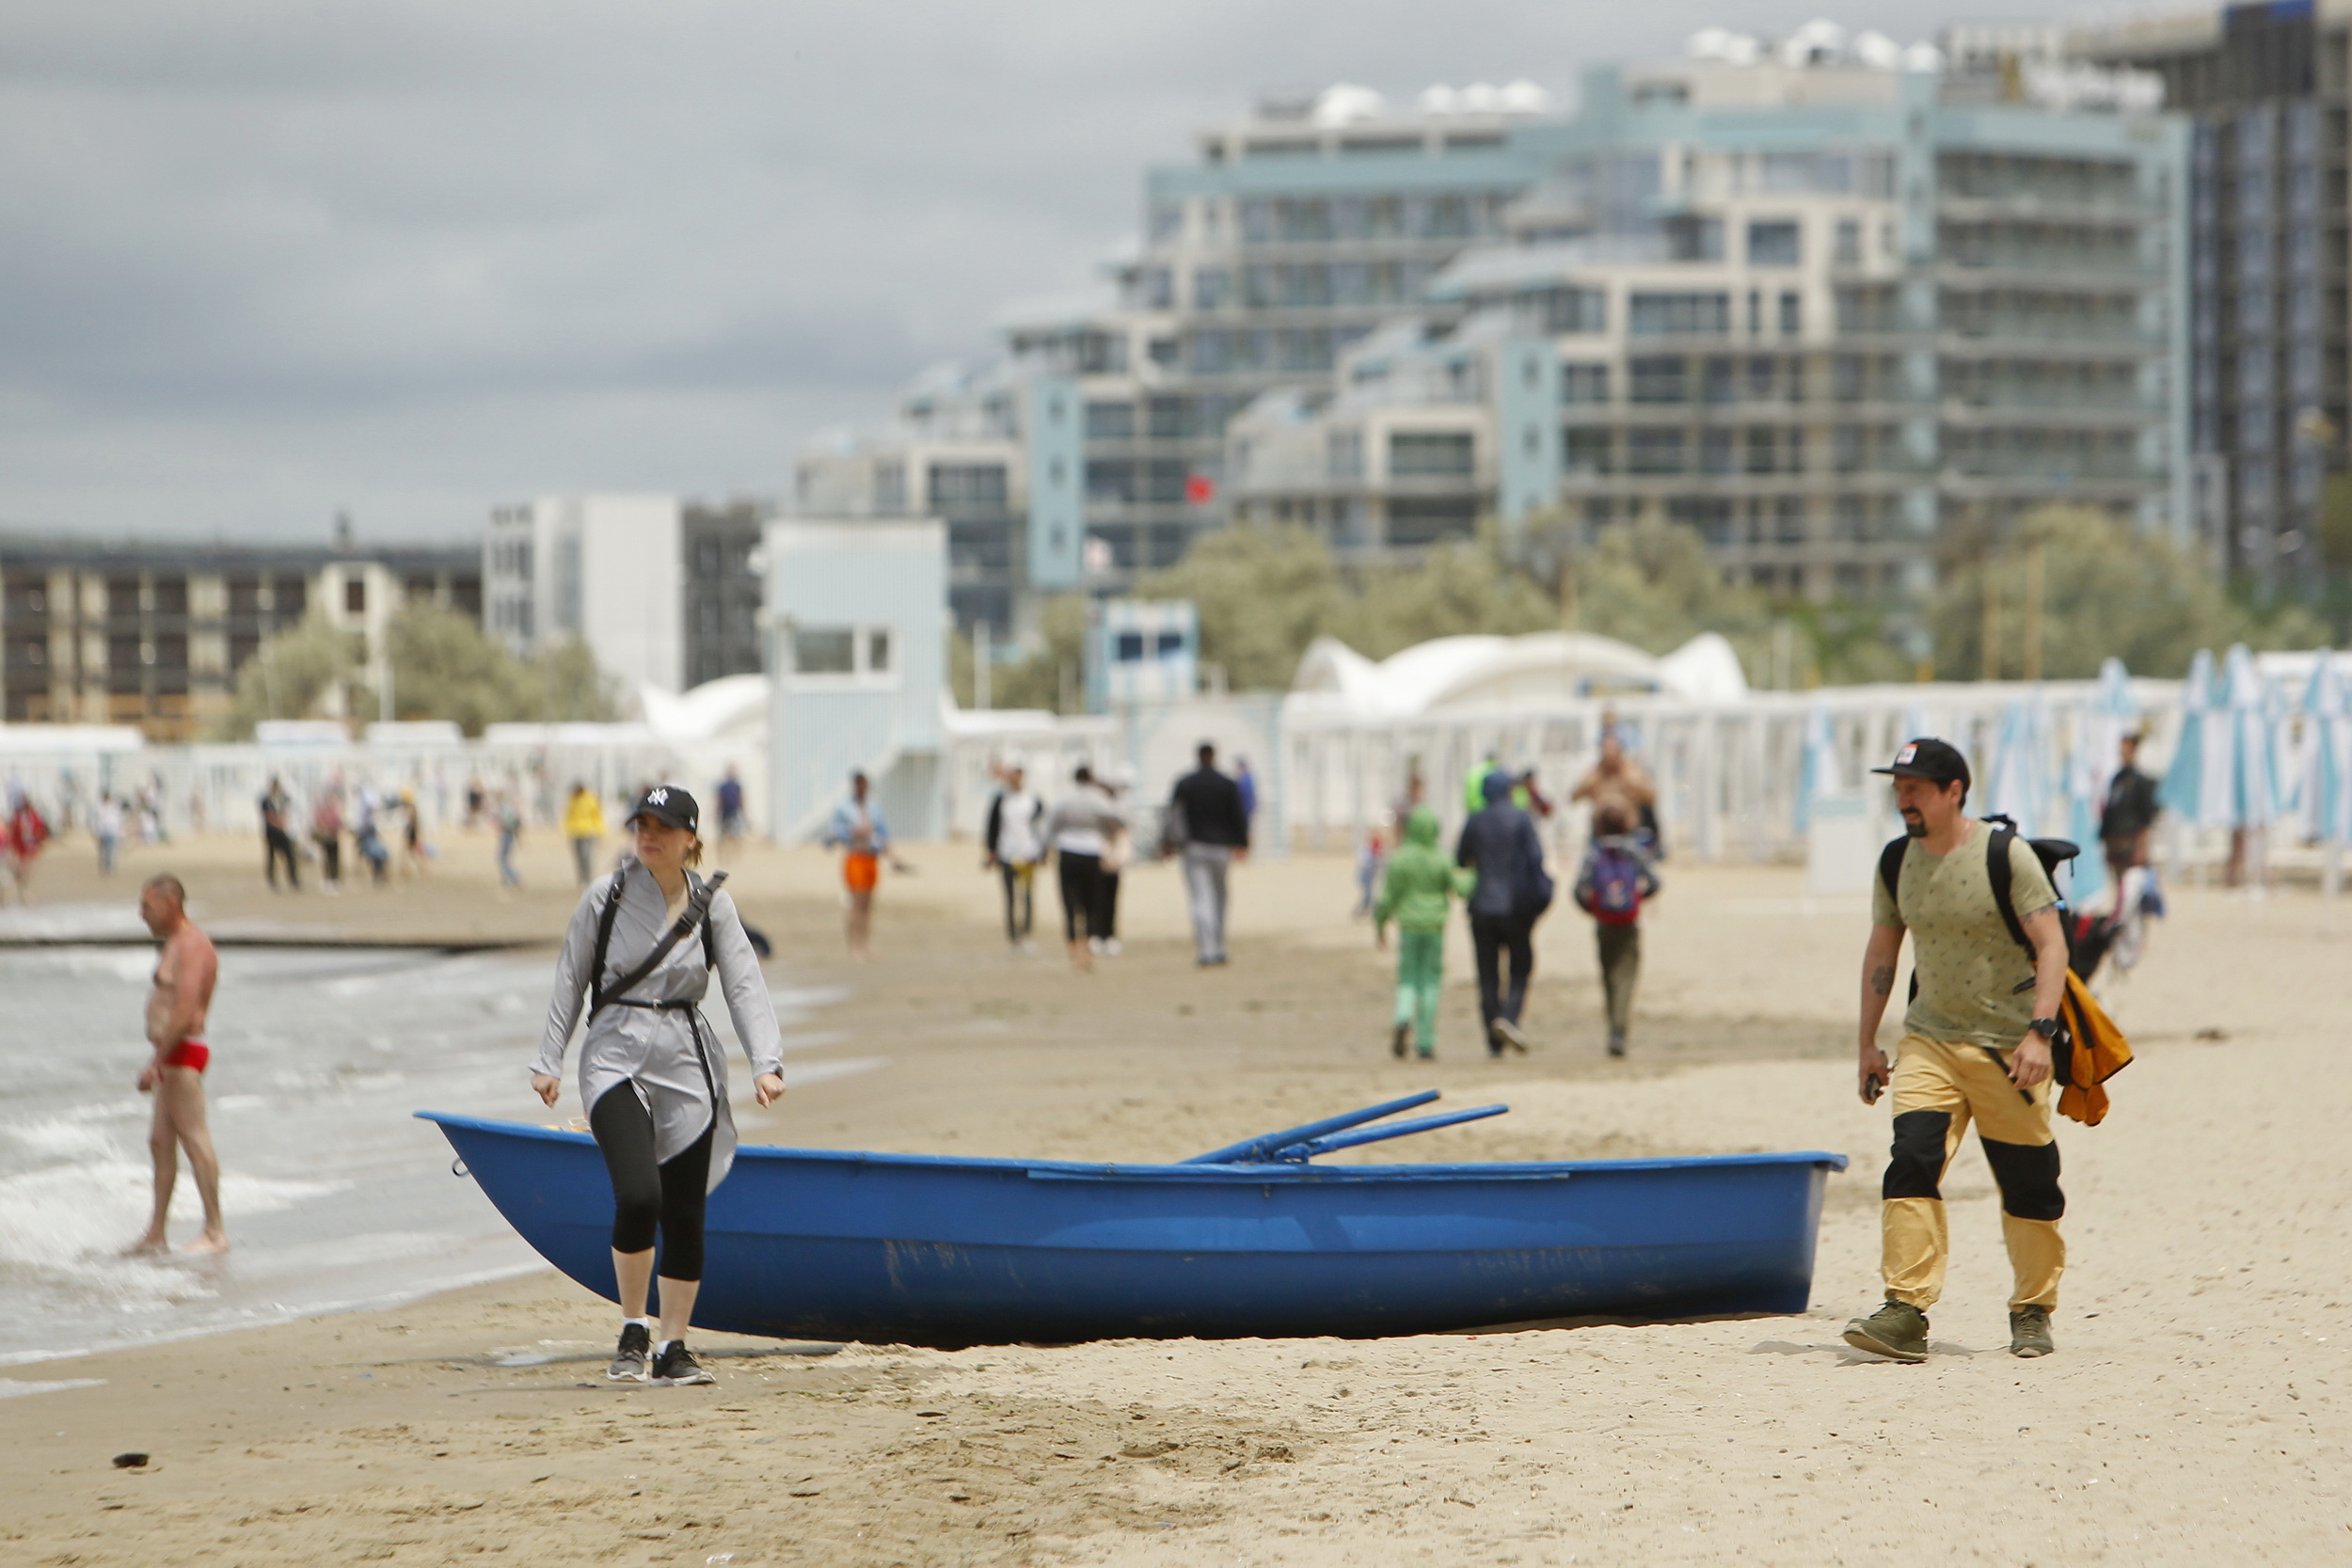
[131,875,227,1254]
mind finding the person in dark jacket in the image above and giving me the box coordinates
[1168,742,1249,966]
[2098,731,2159,917]
[1455,769,1549,1055]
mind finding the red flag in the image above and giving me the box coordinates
[1184,472,1216,506]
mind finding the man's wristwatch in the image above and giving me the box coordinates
[2026,1017,2060,1040]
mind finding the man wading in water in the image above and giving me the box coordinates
[130,875,228,1254]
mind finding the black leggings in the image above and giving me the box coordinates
[1057,850,1104,942]
[589,1084,714,1282]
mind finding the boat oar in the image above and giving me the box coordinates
[1271,1102,1509,1162]
[1181,1090,1440,1165]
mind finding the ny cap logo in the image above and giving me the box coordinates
[648,787,670,804]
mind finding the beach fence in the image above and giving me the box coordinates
[10,646,2351,895]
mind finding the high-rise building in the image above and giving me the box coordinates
[1230,44,2191,610]
[2069,0,2348,592]
[0,532,479,738]
[803,37,2191,635]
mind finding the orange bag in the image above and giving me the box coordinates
[2055,970,2135,1126]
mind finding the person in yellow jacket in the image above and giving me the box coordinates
[564,782,608,888]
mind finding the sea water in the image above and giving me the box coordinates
[0,932,862,1364]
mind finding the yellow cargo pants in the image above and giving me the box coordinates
[1881,1032,2065,1312]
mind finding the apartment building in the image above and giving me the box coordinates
[0,531,480,738]
[2069,0,2349,592]
[1227,40,2190,607]
[792,85,1562,636]
[484,495,767,697]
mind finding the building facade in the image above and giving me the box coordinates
[2071,0,2350,593]
[806,47,2190,635]
[485,495,768,699]
[1226,46,2190,610]
[0,533,479,738]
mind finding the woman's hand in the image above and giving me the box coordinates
[754,1072,787,1108]
[531,1072,561,1108]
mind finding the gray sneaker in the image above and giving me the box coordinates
[1843,1299,1930,1363]
[607,1321,650,1382]
[2010,1306,2055,1358]
[1492,1018,1531,1055]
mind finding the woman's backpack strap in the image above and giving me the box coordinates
[588,866,629,1012]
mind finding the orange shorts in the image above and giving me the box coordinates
[843,852,880,894]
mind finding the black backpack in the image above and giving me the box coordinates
[1877,815,2079,1006]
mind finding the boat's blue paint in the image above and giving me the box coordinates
[421,1112,1848,1343]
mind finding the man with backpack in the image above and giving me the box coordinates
[1573,804,1660,1058]
[1454,770,1550,1055]
[1845,738,2074,1364]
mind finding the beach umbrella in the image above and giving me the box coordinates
[1984,693,2052,838]
[2220,643,2283,830]
[2159,649,2225,830]
[2296,652,2352,842]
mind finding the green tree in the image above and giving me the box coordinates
[1328,532,1557,659]
[524,635,618,724]
[1136,524,1347,690]
[385,601,532,733]
[212,615,370,738]
[1930,505,2326,680]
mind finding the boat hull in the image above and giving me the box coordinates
[424,1114,1845,1343]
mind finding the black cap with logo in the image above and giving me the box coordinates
[626,784,700,834]
[1870,737,1970,792]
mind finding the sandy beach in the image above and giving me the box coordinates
[3,824,2347,1564]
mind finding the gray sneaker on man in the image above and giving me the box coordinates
[2009,1305,2055,1358]
[1491,1018,1531,1055]
[1843,1299,1930,1362]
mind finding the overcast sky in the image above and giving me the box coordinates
[2,0,2135,546]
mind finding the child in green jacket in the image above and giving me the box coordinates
[1375,804,1472,1059]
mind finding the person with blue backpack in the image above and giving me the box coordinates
[1573,804,1661,1058]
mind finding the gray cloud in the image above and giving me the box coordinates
[0,0,2128,544]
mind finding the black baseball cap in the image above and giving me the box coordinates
[626,784,699,833]
[1871,737,1970,791]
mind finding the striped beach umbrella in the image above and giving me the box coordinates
[2160,648,2225,830]
[1984,693,2053,838]
[2065,657,2139,911]
[2220,643,2283,830]
[1794,701,1836,835]
[2296,651,2352,845]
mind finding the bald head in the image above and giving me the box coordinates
[139,874,186,938]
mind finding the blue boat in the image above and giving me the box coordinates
[421,1093,1847,1344]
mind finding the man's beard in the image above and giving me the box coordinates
[1900,812,1927,839]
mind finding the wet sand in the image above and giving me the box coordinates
[3,826,2347,1563]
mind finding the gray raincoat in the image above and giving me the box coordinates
[533,863,785,1190]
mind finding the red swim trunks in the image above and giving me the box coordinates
[163,1039,210,1072]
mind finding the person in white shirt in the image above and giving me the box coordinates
[1041,765,1126,974]
[981,759,1045,952]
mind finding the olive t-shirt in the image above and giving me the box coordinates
[1869,819,2058,1051]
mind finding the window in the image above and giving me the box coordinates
[1155,631,1184,657]
[1086,402,1135,440]
[1628,429,1686,474]
[1194,267,1231,309]
[1141,268,1173,309]
[1835,219,1862,264]
[1117,631,1146,660]
[1564,428,1613,473]
[874,458,906,513]
[793,627,854,674]
[866,629,890,673]
[1747,220,1801,266]
[1629,293,1730,336]
[1561,363,1611,404]
[1389,431,1474,477]
[1540,287,1608,334]
[1387,497,1479,546]
[1629,356,1688,404]
[928,464,1009,511]
[344,578,366,615]
[1778,291,1804,335]
[1665,215,1724,261]
[1085,460,1135,502]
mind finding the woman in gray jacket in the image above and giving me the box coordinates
[531,784,786,1386]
